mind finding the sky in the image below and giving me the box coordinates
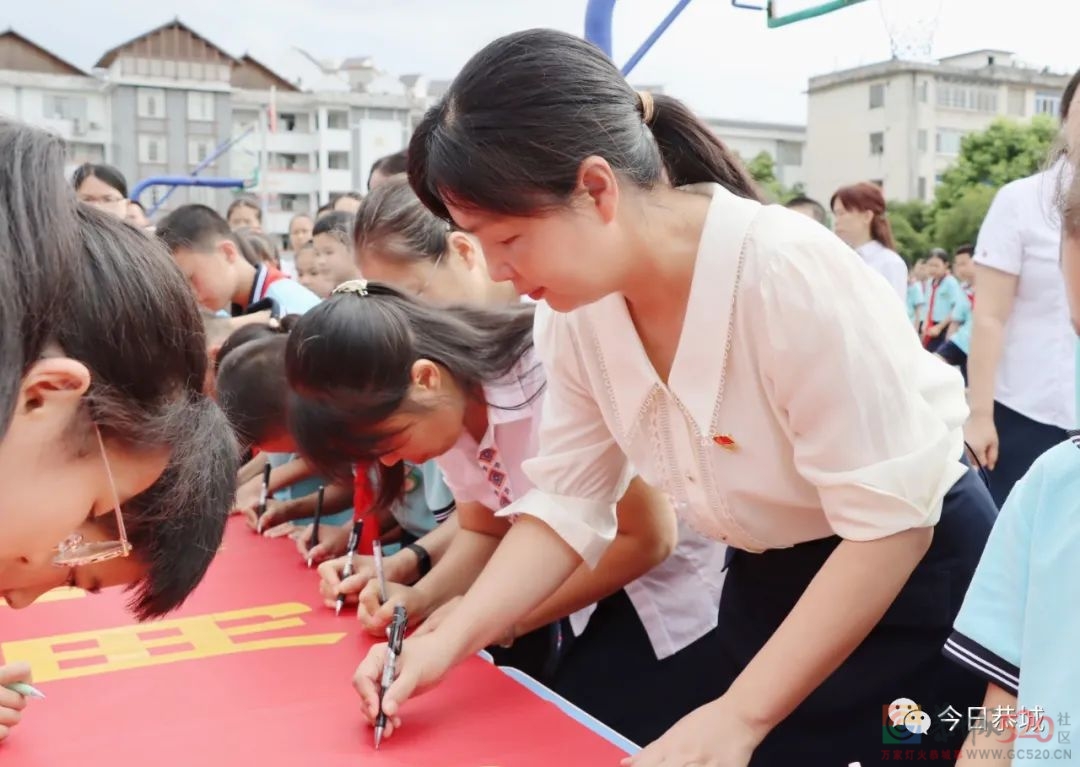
[4,0,1076,124]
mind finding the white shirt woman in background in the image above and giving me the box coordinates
[831,181,909,302]
[965,68,1080,508]
[352,29,998,767]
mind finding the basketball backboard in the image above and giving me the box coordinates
[732,0,868,28]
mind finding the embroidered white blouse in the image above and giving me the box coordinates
[498,183,971,567]
[437,350,727,659]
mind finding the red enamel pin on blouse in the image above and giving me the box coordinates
[712,434,738,451]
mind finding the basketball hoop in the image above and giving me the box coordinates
[877,0,943,61]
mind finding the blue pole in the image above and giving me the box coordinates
[131,176,247,206]
[619,0,694,76]
[145,124,256,216]
[584,0,617,56]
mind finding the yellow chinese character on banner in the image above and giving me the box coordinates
[1,602,345,682]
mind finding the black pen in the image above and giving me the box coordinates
[307,485,325,568]
[256,462,272,533]
[375,604,407,750]
[372,538,387,604]
[335,519,363,616]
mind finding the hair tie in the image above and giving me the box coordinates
[333,279,369,297]
[637,91,656,126]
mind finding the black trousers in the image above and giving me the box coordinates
[489,590,725,747]
[714,467,997,767]
[986,400,1068,507]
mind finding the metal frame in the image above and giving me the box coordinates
[584,0,695,75]
[130,175,248,208]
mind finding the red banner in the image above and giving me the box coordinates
[0,518,628,766]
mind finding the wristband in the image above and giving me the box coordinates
[404,543,431,579]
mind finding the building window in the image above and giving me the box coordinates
[1007,88,1026,117]
[870,179,884,193]
[188,138,214,167]
[137,88,165,119]
[1035,91,1061,116]
[870,132,885,155]
[936,129,965,156]
[188,186,217,207]
[776,141,803,167]
[919,81,929,103]
[327,111,349,130]
[936,82,998,113]
[42,94,88,121]
[917,130,927,153]
[187,91,215,122]
[66,141,105,164]
[328,151,350,170]
[278,193,312,212]
[869,83,885,109]
[917,177,927,200]
[138,135,167,164]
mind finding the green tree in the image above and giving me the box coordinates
[887,199,932,263]
[932,185,997,253]
[744,151,803,204]
[933,115,1058,215]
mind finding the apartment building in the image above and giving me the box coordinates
[805,50,1072,202]
[706,117,806,189]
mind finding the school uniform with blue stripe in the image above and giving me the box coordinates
[945,434,1080,723]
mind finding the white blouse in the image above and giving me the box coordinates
[855,239,908,303]
[501,183,970,568]
[974,161,1075,429]
[436,351,726,660]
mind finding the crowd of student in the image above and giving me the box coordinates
[3,27,1080,767]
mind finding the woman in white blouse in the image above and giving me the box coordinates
[965,69,1080,507]
[353,29,997,767]
[831,181,909,303]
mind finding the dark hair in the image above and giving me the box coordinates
[927,247,950,265]
[830,182,897,250]
[235,226,280,268]
[55,205,237,612]
[129,199,146,213]
[953,243,974,258]
[354,176,450,266]
[1061,68,1080,122]
[226,196,262,223]
[313,210,356,245]
[72,162,128,198]
[785,195,828,225]
[285,283,540,512]
[118,397,237,619]
[157,203,233,254]
[216,327,292,449]
[408,29,759,221]
[0,119,79,435]
[316,202,333,218]
[368,150,408,189]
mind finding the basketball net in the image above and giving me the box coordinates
[877,0,943,62]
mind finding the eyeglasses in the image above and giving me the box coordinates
[53,426,132,567]
[415,250,446,298]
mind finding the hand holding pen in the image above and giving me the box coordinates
[335,519,363,616]
[374,604,407,750]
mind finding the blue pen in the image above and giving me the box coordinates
[4,682,45,700]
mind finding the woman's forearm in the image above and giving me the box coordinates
[966,316,1006,414]
[431,516,583,665]
[724,527,934,734]
[516,479,675,636]
[411,528,501,620]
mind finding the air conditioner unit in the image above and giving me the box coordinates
[89,121,103,131]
